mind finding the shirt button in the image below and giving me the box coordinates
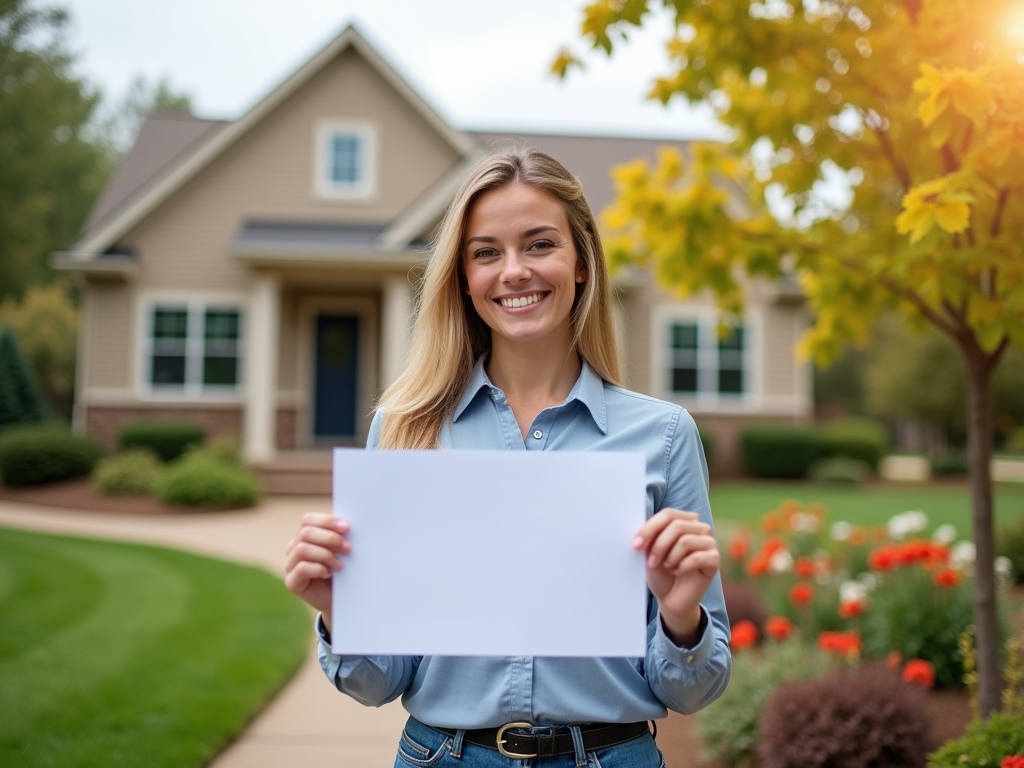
[686,654,694,663]
[533,430,543,439]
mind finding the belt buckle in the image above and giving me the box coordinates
[496,721,537,759]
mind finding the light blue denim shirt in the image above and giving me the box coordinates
[317,356,732,728]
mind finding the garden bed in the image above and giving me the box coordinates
[0,477,246,514]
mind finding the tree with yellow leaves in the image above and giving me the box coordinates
[556,0,1024,716]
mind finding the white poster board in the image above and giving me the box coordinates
[331,449,647,657]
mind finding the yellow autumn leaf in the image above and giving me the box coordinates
[896,176,975,243]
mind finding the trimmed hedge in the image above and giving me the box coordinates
[820,418,889,471]
[119,421,205,462]
[740,426,826,479]
[0,425,105,487]
[808,456,872,485]
[94,449,162,496]
[157,456,261,508]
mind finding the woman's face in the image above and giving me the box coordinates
[462,183,585,354]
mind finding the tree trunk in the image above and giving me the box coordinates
[961,339,1001,717]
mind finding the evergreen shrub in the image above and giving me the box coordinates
[821,417,888,471]
[756,664,932,768]
[119,421,205,462]
[807,455,872,485]
[0,327,48,432]
[927,714,1024,768]
[740,426,826,478]
[94,449,162,496]
[931,451,968,476]
[0,425,104,487]
[998,514,1024,585]
[157,456,261,508]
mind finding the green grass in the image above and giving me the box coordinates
[709,480,1024,533]
[0,527,311,768]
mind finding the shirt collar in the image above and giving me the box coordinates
[452,355,608,434]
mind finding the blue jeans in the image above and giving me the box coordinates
[394,717,665,768]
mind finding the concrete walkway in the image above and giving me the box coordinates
[0,496,408,766]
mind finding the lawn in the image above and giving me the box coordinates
[709,480,1024,533]
[0,527,310,768]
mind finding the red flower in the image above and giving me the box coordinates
[795,557,815,578]
[933,568,962,587]
[765,616,793,641]
[731,620,759,650]
[886,651,903,670]
[729,534,749,560]
[817,631,862,658]
[762,512,782,532]
[868,545,898,571]
[1001,756,1024,768]
[763,537,787,558]
[902,659,936,688]
[746,554,769,577]
[789,582,814,608]
[838,599,866,619]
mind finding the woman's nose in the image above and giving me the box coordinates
[501,251,530,282]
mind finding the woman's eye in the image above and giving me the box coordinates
[473,248,497,259]
[529,240,555,251]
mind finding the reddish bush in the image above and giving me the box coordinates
[722,580,768,637]
[755,664,932,768]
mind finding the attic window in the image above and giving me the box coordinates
[314,120,376,200]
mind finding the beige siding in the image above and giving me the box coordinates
[86,283,134,388]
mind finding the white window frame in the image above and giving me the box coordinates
[650,305,762,413]
[136,293,246,401]
[312,119,377,200]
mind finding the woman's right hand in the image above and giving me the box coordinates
[284,513,351,622]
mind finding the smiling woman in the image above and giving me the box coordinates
[0,527,309,768]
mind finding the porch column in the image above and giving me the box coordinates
[244,273,280,463]
[380,274,413,387]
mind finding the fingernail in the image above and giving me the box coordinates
[632,536,645,549]
[648,554,658,567]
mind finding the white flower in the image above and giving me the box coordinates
[857,571,880,592]
[831,521,852,541]
[932,524,957,544]
[770,550,794,574]
[840,580,867,604]
[995,556,1013,579]
[791,512,820,533]
[887,510,929,540]
[950,541,976,568]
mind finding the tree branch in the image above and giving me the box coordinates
[991,188,1009,237]
[861,109,912,189]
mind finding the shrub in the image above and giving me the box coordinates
[927,714,1024,768]
[157,456,261,508]
[807,455,872,485]
[756,664,932,768]
[998,514,1024,585]
[0,425,104,487]
[722,581,768,638]
[860,549,976,689]
[931,451,969,476]
[94,449,162,496]
[183,434,242,466]
[694,639,834,768]
[741,426,826,478]
[1008,425,1024,452]
[0,327,48,432]
[119,421,205,462]
[697,427,715,470]
[821,417,889,471]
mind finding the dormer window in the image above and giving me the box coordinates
[314,120,376,200]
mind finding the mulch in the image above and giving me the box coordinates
[0,477,240,514]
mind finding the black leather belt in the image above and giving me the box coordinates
[433,720,650,759]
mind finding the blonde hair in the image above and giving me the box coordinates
[377,146,621,450]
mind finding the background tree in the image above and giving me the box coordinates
[0,327,48,432]
[0,0,111,301]
[557,0,1024,715]
[91,74,193,157]
[0,283,79,420]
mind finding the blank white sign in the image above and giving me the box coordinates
[331,449,647,657]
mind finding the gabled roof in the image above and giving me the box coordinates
[68,24,479,259]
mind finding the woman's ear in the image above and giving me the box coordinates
[576,263,587,283]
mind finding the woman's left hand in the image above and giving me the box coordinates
[633,508,720,646]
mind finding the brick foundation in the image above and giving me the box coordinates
[694,414,811,478]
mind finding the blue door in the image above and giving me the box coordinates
[314,315,359,439]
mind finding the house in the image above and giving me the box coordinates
[56,25,811,489]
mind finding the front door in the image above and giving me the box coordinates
[314,314,359,441]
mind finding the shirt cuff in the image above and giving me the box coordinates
[316,612,332,645]
[654,605,715,666]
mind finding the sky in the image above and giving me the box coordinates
[61,0,724,140]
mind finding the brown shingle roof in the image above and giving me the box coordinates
[80,113,226,243]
